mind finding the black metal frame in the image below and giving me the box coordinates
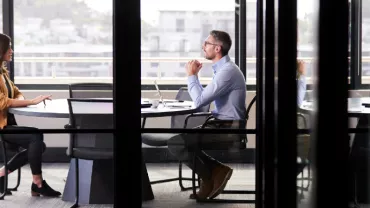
[0,138,22,200]
[0,135,8,200]
[3,0,14,82]
[190,95,257,203]
[316,0,349,207]
[296,113,312,199]
[142,112,213,191]
[66,98,114,208]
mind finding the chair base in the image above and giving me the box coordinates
[62,159,114,204]
[8,168,21,191]
[150,177,199,191]
[70,203,79,208]
[194,190,256,203]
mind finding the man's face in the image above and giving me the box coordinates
[202,35,221,60]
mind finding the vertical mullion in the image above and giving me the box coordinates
[276,0,298,207]
[235,0,240,68]
[315,0,349,207]
[114,0,142,206]
[261,0,276,207]
[2,0,14,82]
[239,0,247,78]
[350,0,361,89]
[255,0,264,205]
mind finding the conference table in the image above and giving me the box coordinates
[8,98,200,203]
[299,98,370,117]
[9,98,114,205]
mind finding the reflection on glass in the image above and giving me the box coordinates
[297,0,318,207]
[141,0,256,84]
[13,0,113,79]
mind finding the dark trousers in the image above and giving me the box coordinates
[167,120,245,180]
[2,125,46,175]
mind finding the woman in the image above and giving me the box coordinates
[0,33,60,197]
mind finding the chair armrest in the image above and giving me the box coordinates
[183,112,213,128]
[297,112,308,129]
[201,119,241,129]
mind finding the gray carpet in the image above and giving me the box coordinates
[0,163,112,208]
[0,163,312,208]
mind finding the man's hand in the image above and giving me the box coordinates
[185,60,202,76]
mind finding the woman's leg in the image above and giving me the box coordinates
[1,125,60,196]
[2,126,44,182]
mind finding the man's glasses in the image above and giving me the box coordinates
[203,41,220,47]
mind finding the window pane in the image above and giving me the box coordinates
[141,0,235,80]
[246,1,256,84]
[13,0,112,81]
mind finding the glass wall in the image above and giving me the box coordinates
[13,0,113,84]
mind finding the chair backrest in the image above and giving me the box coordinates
[297,112,311,161]
[66,98,113,157]
[171,87,211,128]
[245,95,257,121]
[68,83,113,98]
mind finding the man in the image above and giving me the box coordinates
[167,30,246,200]
[297,59,306,106]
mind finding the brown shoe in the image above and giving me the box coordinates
[189,179,213,200]
[208,165,233,199]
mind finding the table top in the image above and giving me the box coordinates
[141,98,199,118]
[299,97,370,117]
[8,98,199,119]
[9,98,113,118]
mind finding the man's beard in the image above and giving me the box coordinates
[204,53,214,60]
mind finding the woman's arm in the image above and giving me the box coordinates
[0,94,51,110]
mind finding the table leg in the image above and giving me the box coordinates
[142,155,154,201]
[62,158,114,204]
[141,117,154,201]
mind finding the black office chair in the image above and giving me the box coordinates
[296,112,312,199]
[190,95,257,203]
[141,87,211,191]
[0,114,28,199]
[65,98,114,208]
[68,83,113,98]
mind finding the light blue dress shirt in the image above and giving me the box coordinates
[187,55,246,120]
[297,75,306,106]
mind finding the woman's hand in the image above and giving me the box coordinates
[30,95,52,105]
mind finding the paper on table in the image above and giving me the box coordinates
[349,107,364,112]
[165,102,193,108]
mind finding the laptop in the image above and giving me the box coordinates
[141,98,152,108]
[153,80,164,103]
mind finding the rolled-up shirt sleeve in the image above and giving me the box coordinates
[187,71,232,108]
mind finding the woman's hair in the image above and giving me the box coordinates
[0,33,11,74]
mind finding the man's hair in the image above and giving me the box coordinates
[209,30,232,56]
